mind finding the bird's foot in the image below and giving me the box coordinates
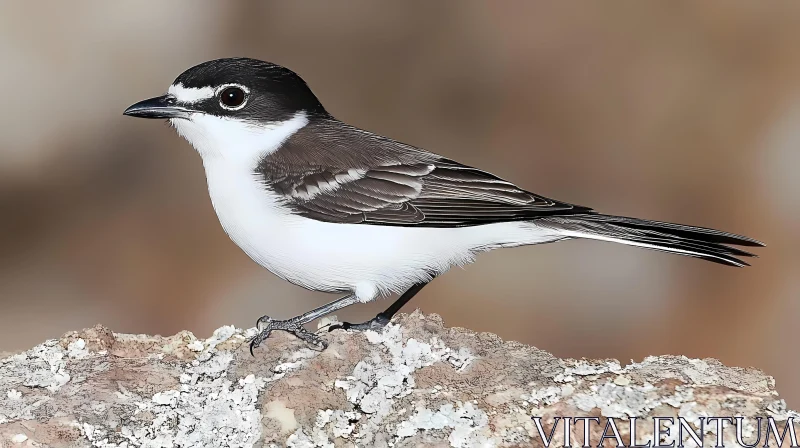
[328,313,392,332]
[249,315,327,355]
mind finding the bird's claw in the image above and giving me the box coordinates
[248,315,327,356]
[328,313,392,332]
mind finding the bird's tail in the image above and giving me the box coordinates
[538,214,764,267]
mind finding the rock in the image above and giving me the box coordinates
[0,311,796,447]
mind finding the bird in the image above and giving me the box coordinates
[123,57,764,353]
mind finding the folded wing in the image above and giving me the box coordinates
[269,158,593,227]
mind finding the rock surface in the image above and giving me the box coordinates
[0,311,796,447]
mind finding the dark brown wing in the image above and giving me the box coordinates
[256,118,593,226]
[268,158,594,227]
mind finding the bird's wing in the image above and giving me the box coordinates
[268,157,594,227]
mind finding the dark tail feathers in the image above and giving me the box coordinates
[540,214,764,267]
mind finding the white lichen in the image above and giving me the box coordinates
[6,389,21,400]
[80,328,269,448]
[522,385,573,408]
[569,380,684,418]
[300,323,479,447]
[21,341,71,392]
[286,428,333,448]
[151,390,180,407]
[395,402,497,447]
[204,325,237,349]
[273,348,319,376]
[67,338,89,359]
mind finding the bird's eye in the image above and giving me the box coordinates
[219,86,247,109]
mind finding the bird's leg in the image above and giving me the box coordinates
[329,281,430,332]
[249,293,358,354]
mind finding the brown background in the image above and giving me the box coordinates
[1,2,798,407]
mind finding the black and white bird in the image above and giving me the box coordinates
[124,58,763,352]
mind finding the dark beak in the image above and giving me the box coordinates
[123,95,191,119]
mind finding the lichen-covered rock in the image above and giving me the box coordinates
[0,312,795,447]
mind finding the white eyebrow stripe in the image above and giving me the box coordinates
[168,83,215,104]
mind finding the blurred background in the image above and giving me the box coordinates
[1,1,798,406]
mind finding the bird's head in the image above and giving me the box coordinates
[124,58,325,161]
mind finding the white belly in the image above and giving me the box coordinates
[203,160,563,302]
